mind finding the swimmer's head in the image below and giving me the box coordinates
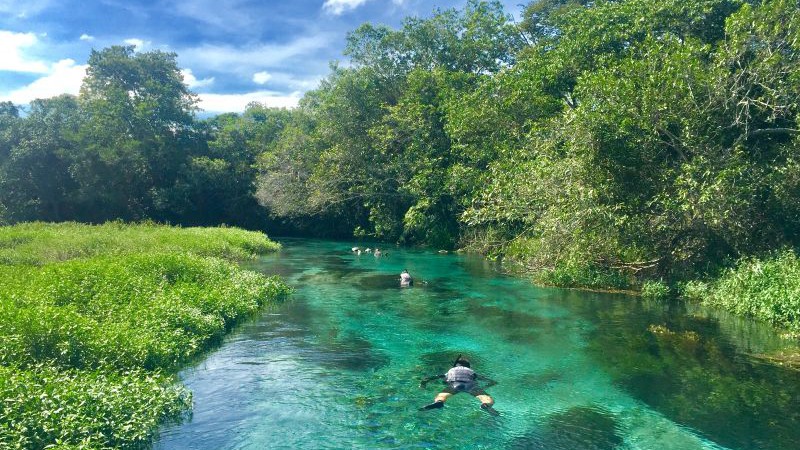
[454,357,470,368]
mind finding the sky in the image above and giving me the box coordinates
[0,0,523,114]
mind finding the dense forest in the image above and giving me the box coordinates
[1,0,799,296]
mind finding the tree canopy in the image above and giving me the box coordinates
[1,0,798,287]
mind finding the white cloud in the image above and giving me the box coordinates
[0,59,87,104]
[0,30,50,73]
[79,33,95,41]
[123,38,151,51]
[181,68,215,89]
[252,71,271,85]
[173,0,261,34]
[198,91,301,113]
[323,0,369,15]
[178,35,332,73]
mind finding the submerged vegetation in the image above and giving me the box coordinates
[0,223,290,449]
[0,1,798,327]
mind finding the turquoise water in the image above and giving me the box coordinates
[155,239,800,450]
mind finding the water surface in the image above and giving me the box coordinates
[156,239,800,449]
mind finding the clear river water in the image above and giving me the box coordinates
[155,239,800,450]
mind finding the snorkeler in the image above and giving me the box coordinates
[419,355,499,416]
[400,269,413,287]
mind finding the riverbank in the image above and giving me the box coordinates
[495,241,800,338]
[0,222,290,449]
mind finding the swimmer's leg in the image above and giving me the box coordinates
[419,391,453,410]
[474,391,499,416]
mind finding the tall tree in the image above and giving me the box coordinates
[74,45,198,222]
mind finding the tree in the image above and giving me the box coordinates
[74,45,198,222]
[0,95,81,222]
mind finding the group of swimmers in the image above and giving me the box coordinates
[351,246,382,257]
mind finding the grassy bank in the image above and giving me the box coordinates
[0,222,290,449]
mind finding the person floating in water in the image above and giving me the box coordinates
[400,269,413,287]
[419,356,499,415]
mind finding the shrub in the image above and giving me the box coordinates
[641,280,670,301]
[0,364,190,449]
[534,262,633,291]
[703,250,800,333]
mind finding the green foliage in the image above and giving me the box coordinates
[0,365,190,450]
[462,0,799,293]
[0,253,289,371]
[679,280,711,302]
[703,250,800,332]
[0,223,288,448]
[641,281,671,301]
[253,2,522,243]
[534,261,633,291]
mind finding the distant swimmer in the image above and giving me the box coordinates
[351,247,360,252]
[374,248,382,257]
[400,269,413,287]
[419,355,498,416]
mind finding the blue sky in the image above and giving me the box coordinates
[0,0,523,114]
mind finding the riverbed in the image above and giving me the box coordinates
[155,239,800,449]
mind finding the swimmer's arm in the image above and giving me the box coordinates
[419,374,444,388]
[476,374,497,387]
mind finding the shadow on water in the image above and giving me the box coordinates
[356,273,403,290]
[510,405,623,450]
[579,298,800,450]
[465,301,561,345]
[314,334,391,372]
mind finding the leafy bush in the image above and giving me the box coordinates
[679,280,711,302]
[703,250,800,332]
[534,262,634,291]
[641,280,671,301]
[0,364,190,450]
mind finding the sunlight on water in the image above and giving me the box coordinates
[155,239,800,450]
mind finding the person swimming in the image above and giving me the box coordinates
[400,269,413,287]
[419,355,498,415]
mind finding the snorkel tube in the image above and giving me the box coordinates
[453,354,463,367]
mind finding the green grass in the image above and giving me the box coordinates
[0,222,290,449]
[0,221,280,265]
[695,250,800,334]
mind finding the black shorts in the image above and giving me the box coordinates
[443,382,486,396]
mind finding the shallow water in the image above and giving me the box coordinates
[155,239,800,450]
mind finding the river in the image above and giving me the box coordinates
[155,239,800,450]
